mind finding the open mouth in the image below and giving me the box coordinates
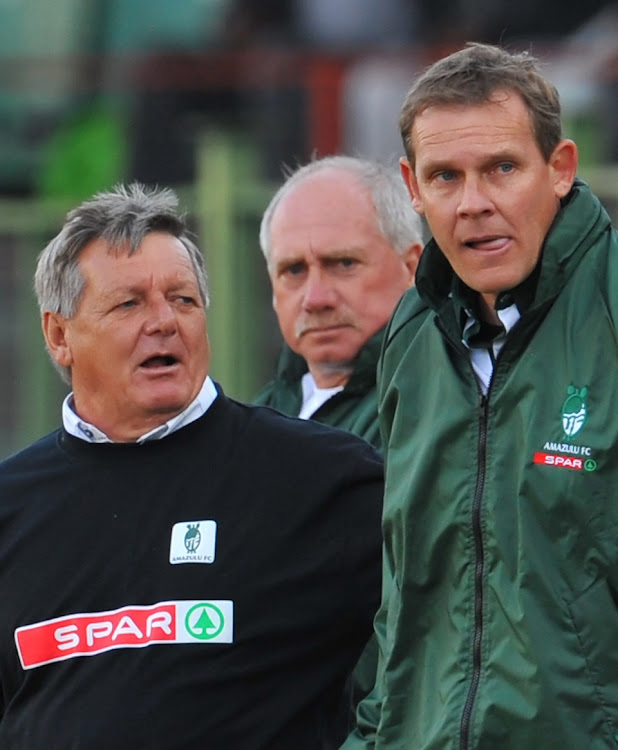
[464,237,508,251]
[140,355,179,368]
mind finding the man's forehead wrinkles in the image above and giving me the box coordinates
[84,263,198,302]
[416,122,521,147]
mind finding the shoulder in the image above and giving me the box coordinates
[252,380,275,406]
[221,398,383,532]
[594,226,618,330]
[251,349,305,412]
[380,285,434,372]
[232,397,381,465]
[385,285,431,344]
[566,201,618,325]
[223,398,383,500]
[0,430,64,504]
[0,430,62,473]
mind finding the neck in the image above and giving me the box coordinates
[70,395,184,443]
[479,293,500,326]
[308,363,352,389]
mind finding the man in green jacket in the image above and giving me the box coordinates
[254,155,423,451]
[344,43,618,749]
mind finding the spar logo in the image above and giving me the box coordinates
[15,600,233,670]
[533,443,597,472]
[534,452,587,471]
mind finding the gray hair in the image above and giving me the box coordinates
[34,182,208,384]
[259,155,424,268]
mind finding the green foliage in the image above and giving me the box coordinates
[37,104,126,200]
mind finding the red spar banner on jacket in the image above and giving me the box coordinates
[15,600,234,669]
[533,452,583,470]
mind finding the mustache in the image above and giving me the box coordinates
[295,314,353,338]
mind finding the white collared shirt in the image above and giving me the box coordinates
[62,376,218,444]
[462,304,521,394]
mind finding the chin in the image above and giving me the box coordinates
[313,355,357,373]
[140,390,192,417]
[306,341,361,363]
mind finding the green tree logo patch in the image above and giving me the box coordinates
[562,386,588,437]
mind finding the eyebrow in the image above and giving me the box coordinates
[273,255,305,272]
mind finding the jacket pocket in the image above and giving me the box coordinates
[569,577,618,744]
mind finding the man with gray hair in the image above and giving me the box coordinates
[0,183,384,749]
[254,155,424,450]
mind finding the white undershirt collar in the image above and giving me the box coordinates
[62,375,218,444]
[298,371,344,420]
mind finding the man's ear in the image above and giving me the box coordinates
[550,139,578,198]
[400,242,423,286]
[42,312,73,368]
[400,157,425,215]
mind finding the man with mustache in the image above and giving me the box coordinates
[254,155,423,450]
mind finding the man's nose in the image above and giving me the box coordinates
[457,176,494,217]
[302,269,337,311]
[144,297,178,335]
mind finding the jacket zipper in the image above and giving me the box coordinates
[435,319,491,749]
[459,392,489,750]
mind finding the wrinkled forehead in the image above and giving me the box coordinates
[78,233,198,286]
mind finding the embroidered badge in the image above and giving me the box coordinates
[184,523,202,553]
[533,385,596,472]
[170,520,217,564]
[562,385,587,437]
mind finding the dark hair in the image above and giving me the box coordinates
[399,43,562,165]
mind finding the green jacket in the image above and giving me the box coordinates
[344,180,618,749]
[254,328,384,451]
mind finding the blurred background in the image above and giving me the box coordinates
[0,0,617,458]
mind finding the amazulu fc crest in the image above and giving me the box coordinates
[562,386,587,437]
[169,520,216,564]
[184,523,201,553]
